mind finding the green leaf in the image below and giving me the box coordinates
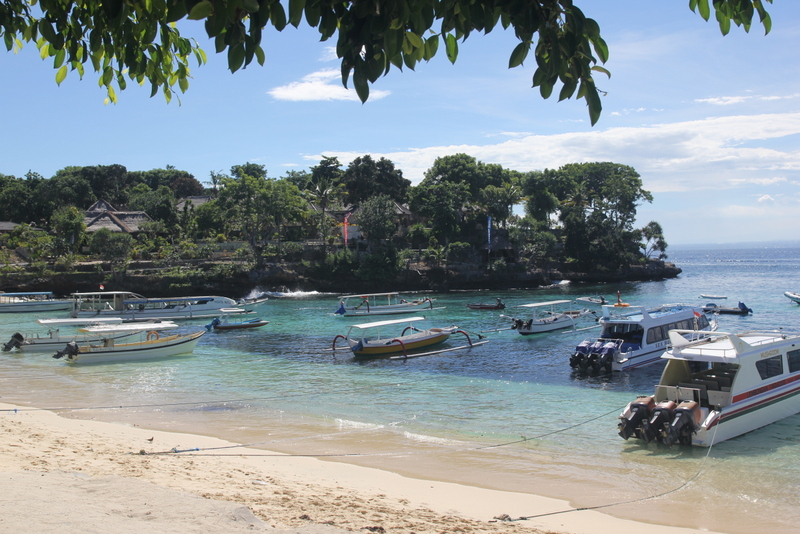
[591,65,611,78]
[271,2,287,31]
[406,32,423,49]
[55,65,68,85]
[444,34,458,64]
[179,76,189,92]
[353,64,369,103]
[423,35,439,61]
[228,43,245,73]
[102,66,113,86]
[107,84,117,104]
[288,0,306,27]
[508,42,528,68]
[188,1,214,20]
[53,47,65,68]
[242,0,259,12]
[539,80,553,99]
[697,0,710,21]
[255,45,265,66]
[586,82,602,126]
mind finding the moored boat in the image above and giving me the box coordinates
[575,295,607,305]
[331,316,484,359]
[205,308,269,331]
[334,292,443,316]
[77,320,179,333]
[69,291,251,321]
[701,301,753,315]
[51,330,205,364]
[569,303,713,372]
[0,292,73,313]
[785,291,800,304]
[467,298,505,310]
[3,329,141,353]
[504,300,595,335]
[618,329,800,447]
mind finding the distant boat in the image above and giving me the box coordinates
[467,298,505,310]
[78,321,179,333]
[69,291,251,321]
[206,308,269,331]
[504,300,595,335]
[701,302,753,315]
[334,292,443,317]
[785,291,800,304]
[0,292,73,313]
[3,330,140,353]
[576,296,607,305]
[700,294,727,299]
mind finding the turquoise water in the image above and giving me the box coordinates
[2,246,800,533]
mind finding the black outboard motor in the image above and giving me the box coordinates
[569,340,592,368]
[618,396,655,440]
[738,302,753,314]
[53,341,80,360]
[3,332,24,352]
[664,401,701,446]
[641,400,677,443]
[511,318,524,330]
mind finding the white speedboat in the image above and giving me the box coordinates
[569,304,713,372]
[785,291,800,304]
[618,329,800,447]
[77,321,179,333]
[333,292,443,316]
[0,292,73,313]
[69,291,250,321]
[504,300,595,335]
[52,330,205,364]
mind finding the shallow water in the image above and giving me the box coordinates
[2,246,800,533]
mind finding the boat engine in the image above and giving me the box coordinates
[53,341,80,360]
[663,401,702,446]
[569,340,592,368]
[2,332,24,352]
[511,318,524,330]
[640,400,677,443]
[618,396,655,440]
[595,342,618,372]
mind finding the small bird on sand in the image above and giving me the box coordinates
[146,437,154,443]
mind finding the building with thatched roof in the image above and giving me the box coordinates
[83,200,153,235]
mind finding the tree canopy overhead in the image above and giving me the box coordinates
[1,0,773,124]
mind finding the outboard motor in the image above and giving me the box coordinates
[641,400,677,443]
[569,340,592,368]
[738,302,753,314]
[53,342,80,360]
[664,401,702,446]
[583,341,605,371]
[618,396,655,440]
[334,301,346,315]
[595,342,618,372]
[511,318,524,330]
[3,332,24,352]
[205,317,221,331]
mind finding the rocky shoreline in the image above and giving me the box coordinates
[0,259,681,297]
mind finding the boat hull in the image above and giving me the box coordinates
[350,330,452,357]
[214,320,269,331]
[57,332,204,364]
[785,291,800,304]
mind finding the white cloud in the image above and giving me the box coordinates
[757,194,775,203]
[268,69,391,102]
[696,96,749,105]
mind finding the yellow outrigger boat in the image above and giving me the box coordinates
[332,316,486,359]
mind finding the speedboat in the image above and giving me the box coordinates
[618,329,800,447]
[569,304,713,372]
[51,330,205,364]
[334,292,443,316]
[575,295,607,305]
[0,292,73,313]
[785,291,800,304]
[331,316,483,359]
[701,301,753,315]
[504,300,595,335]
[205,308,269,331]
[68,291,250,321]
[3,329,141,353]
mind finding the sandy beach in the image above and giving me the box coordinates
[0,402,725,534]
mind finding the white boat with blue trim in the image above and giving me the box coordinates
[0,292,73,313]
[569,303,713,372]
[69,291,250,321]
[618,329,800,447]
[334,292,443,317]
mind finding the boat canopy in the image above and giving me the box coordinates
[349,316,427,330]
[338,292,402,299]
[0,292,56,297]
[518,300,573,308]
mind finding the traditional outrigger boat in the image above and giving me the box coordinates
[51,330,205,364]
[618,329,800,447]
[331,316,487,359]
[0,292,73,313]
[569,303,714,372]
[503,300,595,335]
[205,308,269,331]
[575,295,607,305]
[334,292,443,317]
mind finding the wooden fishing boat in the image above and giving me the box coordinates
[618,329,800,447]
[466,299,505,310]
[205,308,269,331]
[504,300,595,335]
[331,316,485,359]
[0,292,73,313]
[51,330,205,364]
[334,292,443,316]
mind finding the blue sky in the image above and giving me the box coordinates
[1,1,798,246]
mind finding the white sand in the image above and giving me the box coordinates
[0,403,722,534]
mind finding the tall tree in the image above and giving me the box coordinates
[50,205,86,254]
[352,195,397,250]
[342,155,410,205]
[0,1,770,123]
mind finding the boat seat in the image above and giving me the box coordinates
[678,382,708,403]
[705,375,732,388]
[693,378,720,391]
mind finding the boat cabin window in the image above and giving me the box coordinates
[788,349,800,373]
[604,324,643,341]
[756,355,784,380]
[645,315,710,345]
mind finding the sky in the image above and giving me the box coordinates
[0,1,798,246]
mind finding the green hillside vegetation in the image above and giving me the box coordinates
[0,155,669,292]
